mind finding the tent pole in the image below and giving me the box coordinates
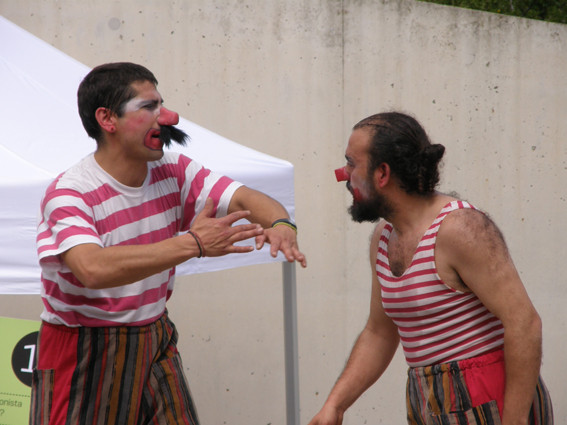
[282,261,299,425]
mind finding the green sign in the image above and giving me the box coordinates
[0,317,40,425]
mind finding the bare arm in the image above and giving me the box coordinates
[308,223,400,425]
[62,198,263,289]
[438,209,541,425]
[228,185,306,267]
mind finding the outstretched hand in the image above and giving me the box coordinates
[189,198,264,257]
[255,223,307,268]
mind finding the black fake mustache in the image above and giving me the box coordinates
[160,125,190,147]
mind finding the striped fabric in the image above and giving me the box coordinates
[36,152,241,327]
[30,312,199,425]
[377,201,504,367]
[406,350,554,424]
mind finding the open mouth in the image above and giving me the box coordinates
[144,128,162,151]
[347,182,363,202]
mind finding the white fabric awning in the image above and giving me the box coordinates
[0,16,295,294]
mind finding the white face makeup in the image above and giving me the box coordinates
[121,95,161,115]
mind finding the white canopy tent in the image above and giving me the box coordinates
[0,16,299,424]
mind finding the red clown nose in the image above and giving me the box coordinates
[157,107,179,126]
[335,167,349,182]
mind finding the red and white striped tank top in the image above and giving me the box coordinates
[377,201,504,367]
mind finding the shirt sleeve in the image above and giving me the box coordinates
[36,183,103,267]
[175,154,243,231]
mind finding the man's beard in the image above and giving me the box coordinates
[348,183,393,223]
[160,125,190,147]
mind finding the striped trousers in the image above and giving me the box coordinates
[29,312,199,425]
[406,350,553,425]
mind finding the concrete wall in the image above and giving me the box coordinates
[1,1,565,423]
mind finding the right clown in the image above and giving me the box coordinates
[310,111,553,425]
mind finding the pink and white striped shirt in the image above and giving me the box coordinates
[37,152,242,327]
[377,201,504,367]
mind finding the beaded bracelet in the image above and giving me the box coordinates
[188,230,206,258]
[271,218,297,233]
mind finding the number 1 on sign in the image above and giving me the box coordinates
[21,344,36,373]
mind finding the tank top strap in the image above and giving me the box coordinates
[424,200,476,239]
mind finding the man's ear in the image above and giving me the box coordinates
[373,162,391,189]
[95,107,117,133]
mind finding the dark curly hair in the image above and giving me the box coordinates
[353,112,445,195]
[77,62,158,143]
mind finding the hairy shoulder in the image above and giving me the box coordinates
[438,207,511,274]
[443,207,505,241]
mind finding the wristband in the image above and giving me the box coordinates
[271,218,297,233]
[188,230,206,258]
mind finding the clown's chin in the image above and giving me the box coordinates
[349,202,380,223]
[348,191,393,223]
[160,125,190,148]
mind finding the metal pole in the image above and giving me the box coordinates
[282,261,300,425]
